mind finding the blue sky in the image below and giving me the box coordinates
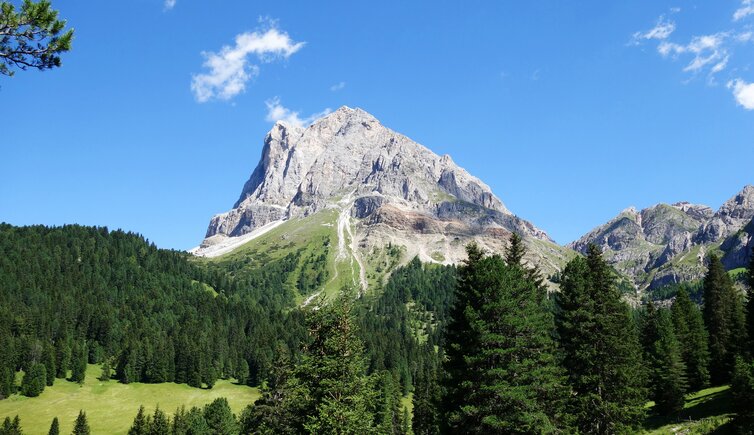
[2,0,753,249]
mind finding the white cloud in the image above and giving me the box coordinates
[330,81,346,91]
[264,97,331,127]
[734,0,754,21]
[738,31,754,42]
[728,79,754,109]
[164,0,176,10]
[657,32,730,74]
[191,25,305,103]
[632,16,676,43]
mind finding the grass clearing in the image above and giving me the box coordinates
[0,365,259,435]
[643,385,733,434]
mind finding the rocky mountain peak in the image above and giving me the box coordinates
[193,107,562,281]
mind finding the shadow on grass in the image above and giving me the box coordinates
[643,386,734,433]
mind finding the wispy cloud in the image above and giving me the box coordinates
[265,97,331,127]
[728,79,754,109]
[657,32,730,74]
[191,22,305,103]
[632,16,676,43]
[734,0,754,21]
[330,81,346,91]
[164,0,176,10]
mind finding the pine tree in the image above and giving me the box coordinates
[44,345,56,387]
[441,244,569,433]
[70,341,87,384]
[128,406,149,435]
[99,360,111,382]
[731,356,754,433]
[48,417,60,435]
[412,349,441,435]
[746,248,754,357]
[72,411,90,435]
[1,415,22,435]
[55,341,70,379]
[556,246,647,433]
[671,287,710,390]
[648,310,687,415]
[375,371,404,434]
[703,254,747,384]
[203,398,238,435]
[21,362,47,397]
[505,233,526,267]
[237,359,250,386]
[149,407,169,435]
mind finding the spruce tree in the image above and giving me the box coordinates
[731,356,754,433]
[48,417,60,435]
[21,362,47,397]
[203,398,238,435]
[44,345,56,387]
[149,407,169,435]
[412,349,441,435]
[671,287,710,390]
[747,248,754,356]
[99,360,111,382]
[237,359,250,385]
[72,411,90,435]
[556,246,647,433]
[1,415,22,435]
[441,244,569,433]
[648,310,687,415]
[703,254,747,384]
[505,233,526,267]
[128,406,149,435]
[70,341,87,384]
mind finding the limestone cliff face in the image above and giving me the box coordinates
[194,106,564,278]
[570,187,754,289]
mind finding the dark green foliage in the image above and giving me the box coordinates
[747,249,754,356]
[99,360,111,382]
[72,411,90,435]
[1,416,22,435]
[0,224,307,393]
[556,246,647,433]
[172,406,210,435]
[374,371,406,434]
[203,397,238,434]
[48,417,59,435]
[645,309,687,415]
[731,357,754,434]
[128,406,149,435]
[70,341,87,384]
[20,362,46,397]
[43,345,55,387]
[671,287,710,390]
[236,359,249,386]
[149,407,170,435]
[412,345,441,435]
[505,233,526,267]
[703,254,748,384]
[0,0,74,76]
[442,243,569,433]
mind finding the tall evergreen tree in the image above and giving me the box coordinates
[203,397,238,435]
[442,244,569,433]
[20,363,46,397]
[646,310,687,415]
[505,233,526,267]
[48,417,60,435]
[128,406,149,435]
[703,254,747,384]
[44,345,56,387]
[72,411,90,435]
[412,348,441,435]
[671,287,710,390]
[746,248,754,357]
[1,416,22,435]
[149,407,169,435]
[70,341,87,384]
[731,356,754,434]
[556,246,647,433]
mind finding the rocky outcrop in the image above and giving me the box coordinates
[571,187,754,289]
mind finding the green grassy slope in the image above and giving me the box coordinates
[0,365,260,435]
[643,385,733,434]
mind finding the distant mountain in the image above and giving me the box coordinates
[192,106,571,297]
[570,186,754,289]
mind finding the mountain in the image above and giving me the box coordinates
[570,186,754,289]
[192,106,571,297]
